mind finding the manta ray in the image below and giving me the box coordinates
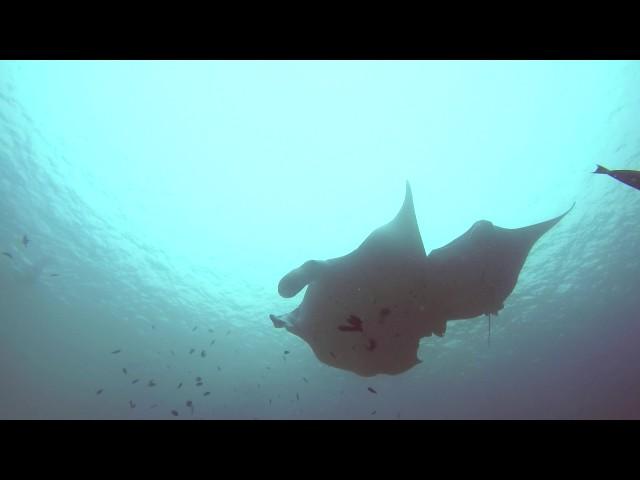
[270,182,574,377]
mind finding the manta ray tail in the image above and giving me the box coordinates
[593,164,610,174]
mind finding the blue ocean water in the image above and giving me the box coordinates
[0,60,638,419]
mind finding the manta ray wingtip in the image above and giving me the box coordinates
[560,201,576,219]
[401,180,415,212]
[269,314,287,329]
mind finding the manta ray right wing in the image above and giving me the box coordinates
[428,203,575,321]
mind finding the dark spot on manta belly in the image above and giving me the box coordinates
[339,325,361,332]
[380,307,391,317]
[338,314,363,332]
[365,339,377,351]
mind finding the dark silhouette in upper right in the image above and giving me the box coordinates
[594,164,640,191]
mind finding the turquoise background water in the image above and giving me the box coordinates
[1,60,638,419]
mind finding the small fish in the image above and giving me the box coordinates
[269,399,272,405]
[186,400,194,415]
[594,164,640,191]
[177,382,183,389]
[192,326,198,332]
[203,391,210,396]
[170,350,175,356]
[129,400,136,409]
[148,380,156,387]
[226,330,231,335]
[296,393,299,401]
[303,377,308,383]
[150,404,158,409]
[196,382,203,387]
[370,410,377,415]
[171,410,179,417]
[2,252,13,259]
[200,350,206,358]
[111,349,121,354]
[284,350,290,355]
[189,348,195,355]
[151,325,155,330]
[22,235,29,247]
[122,368,127,375]
[132,379,139,384]
[210,339,216,346]
[96,389,103,395]
[50,273,59,277]
[196,376,202,382]
[368,387,377,394]
[217,366,221,371]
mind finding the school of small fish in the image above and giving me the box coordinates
[4,233,394,419]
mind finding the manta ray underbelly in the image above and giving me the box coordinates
[276,255,446,377]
